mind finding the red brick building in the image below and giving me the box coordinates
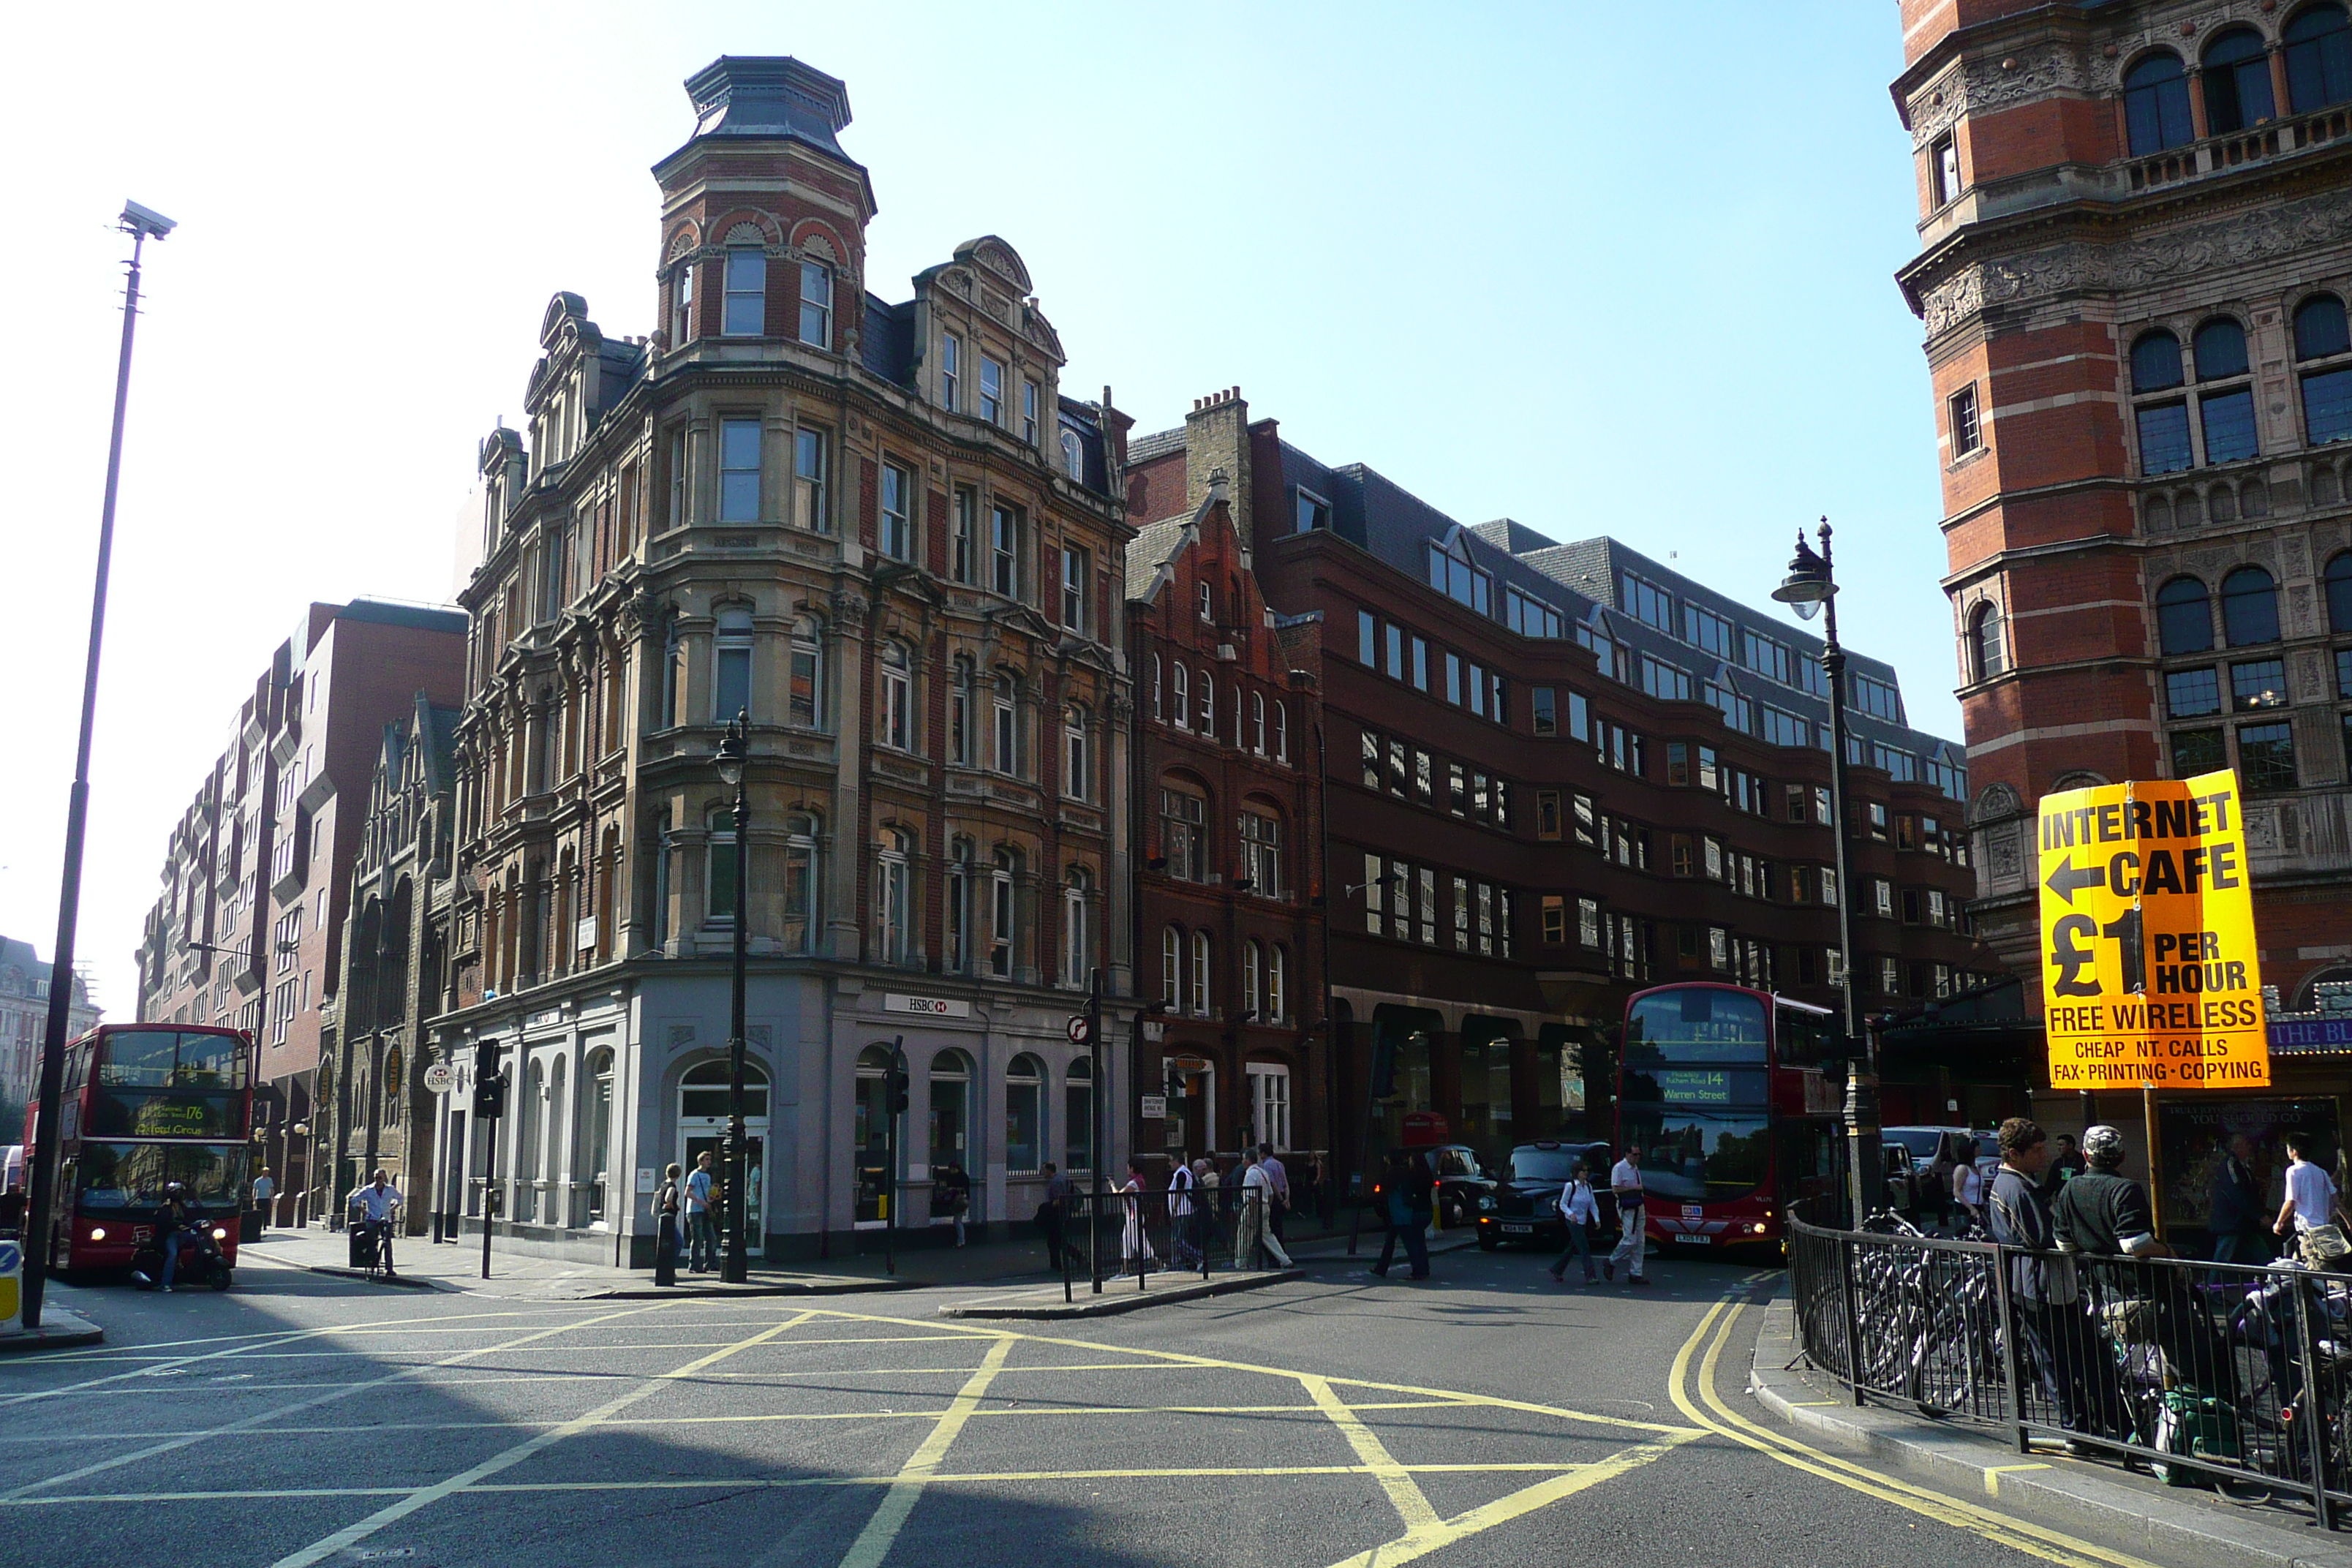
[1126,414,1325,1178]
[135,600,467,1221]
[1893,0,2352,1013]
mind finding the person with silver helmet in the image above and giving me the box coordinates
[2053,1126,2170,1262]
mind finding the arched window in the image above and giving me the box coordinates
[1250,691,1267,754]
[1005,1053,1044,1175]
[1172,662,1190,730]
[1968,603,2006,682]
[1188,930,1212,1017]
[2124,53,2194,154]
[1269,945,1289,1025]
[872,826,911,963]
[2131,330,2184,392]
[2299,295,2352,444]
[946,837,974,973]
[1061,866,1092,987]
[878,641,914,750]
[2202,29,2277,134]
[682,1057,771,1117]
[990,845,1019,978]
[949,655,974,764]
[2155,576,2215,655]
[927,1049,970,1175]
[1196,668,1215,735]
[706,805,739,922]
[788,616,823,728]
[1161,925,1182,1007]
[584,1047,614,1222]
[2222,565,2282,646]
[782,811,819,954]
[1243,938,1264,1020]
[518,1058,545,1215]
[714,606,753,723]
[2194,317,2249,380]
[1059,429,1084,480]
[2327,551,2352,633]
[1063,703,1090,802]
[2288,4,2352,111]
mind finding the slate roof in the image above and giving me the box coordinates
[1126,426,1188,465]
[1125,516,1194,603]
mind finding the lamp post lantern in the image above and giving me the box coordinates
[1773,519,1880,1224]
[715,711,752,1284]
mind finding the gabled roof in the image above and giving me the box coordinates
[1125,516,1194,603]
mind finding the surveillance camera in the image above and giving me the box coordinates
[121,200,176,238]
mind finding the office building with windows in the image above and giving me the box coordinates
[134,600,467,1224]
[426,57,1133,1264]
[1126,409,1326,1179]
[1893,0,2352,1006]
[1125,391,1989,1180]
[0,937,98,1116]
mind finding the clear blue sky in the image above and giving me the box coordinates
[0,3,1940,1014]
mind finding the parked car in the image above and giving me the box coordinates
[1879,1126,1964,1213]
[1474,1140,1616,1252]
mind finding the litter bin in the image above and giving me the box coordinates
[241,1208,261,1244]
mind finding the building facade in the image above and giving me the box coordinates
[134,600,466,1222]
[1127,415,1327,1181]
[315,695,461,1229]
[1895,0,2352,1007]
[0,938,98,1117]
[426,56,1134,1265]
[1127,391,1995,1183]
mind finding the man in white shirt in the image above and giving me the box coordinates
[1607,1147,1648,1285]
[347,1169,404,1277]
[252,1170,276,1231]
[1238,1152,1293,1268]
[1258,1143,1290,1241]
[2276,1134,2344,1240]
[685,1152,717,1273]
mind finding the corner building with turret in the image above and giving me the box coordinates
[427,57,1134,1265]
[1895,0,2352,1014]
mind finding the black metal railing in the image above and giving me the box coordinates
[1788,1205,2352,1528]
[1049,1189,1292,1303]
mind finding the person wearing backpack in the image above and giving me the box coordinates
[1548,1160,1599,1286]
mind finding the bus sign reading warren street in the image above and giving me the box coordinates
[2037,769,2269,1090]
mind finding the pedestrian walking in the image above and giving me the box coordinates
[1548,1160,1599,1285]
[1191,1158,1217,1263]
[1237,1148,1294,1268]
[1037,1161,1071,1271]
[934,1159,972,1246]
[2275,1132,2348,1248]
[653,1163,682,1287]
[1119,1161,1158,1273]
[1986,1117,2108,1448]
[1949,1136,1986,1233]
[1605,1146,1648,1285]
[1927,1134,1961,1232]
[1167,1156,1202,1268]
[251,1169,276,1231]
[1370,1150,1431,1280]
[1259,1143,1291,1243]
[685,1151,717,1273]
[2207,1134,2272,1266]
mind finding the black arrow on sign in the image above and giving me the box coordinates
[2045,857,2104,905]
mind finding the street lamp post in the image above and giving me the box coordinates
[20,200,174,1331]
[1773,519,1880,1226]
[715,712,752,1284]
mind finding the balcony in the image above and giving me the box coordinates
[2126,104,2352,195]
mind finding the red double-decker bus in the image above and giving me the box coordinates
[27,1024,254,1273]
[1616,982,1843,1258]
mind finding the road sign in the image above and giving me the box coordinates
[1139,1094,1168,1119]
[423,1062,454,1096]
[2035,769,2269,1090]
[1066,1014,1090,1044]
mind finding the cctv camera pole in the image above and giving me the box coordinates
[22,206,168,1330]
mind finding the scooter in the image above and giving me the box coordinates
[129,1218,233,1292]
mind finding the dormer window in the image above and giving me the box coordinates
[672,265,695,345]
[981,356,1006,426]
[798,261,832,347]
[723,248,766,336]
[1060,429,1084,480]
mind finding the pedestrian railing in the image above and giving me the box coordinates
[1788,1203,2352,1529]
[1050,1189,1287,1303]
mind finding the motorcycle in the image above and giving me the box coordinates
[129,1218,233,1292]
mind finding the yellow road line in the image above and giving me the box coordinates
[835,1335,1016,1568]
[1675,1291,2163,1568]
[1301,1375,1439,1531]
[1317,1439,1691,1568]
[1984,1463,2051,1497]
[267,1309,821,1568]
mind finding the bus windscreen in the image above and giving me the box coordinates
[1621,1108,1769,1202]
[1624,990,1766,1066]
[75,1142,249,1210]
[97,1030,249,1090]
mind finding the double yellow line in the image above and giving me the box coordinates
[1667,1292,2162,1568]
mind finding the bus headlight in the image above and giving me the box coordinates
[87,1227,106,1242]
[211,1228,229,1241]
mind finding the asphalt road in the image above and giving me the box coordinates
[0,1245,2207,1568]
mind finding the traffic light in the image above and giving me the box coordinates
[887,1069,910,1117]
[472,1041,506,1120]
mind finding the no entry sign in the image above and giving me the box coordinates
[2036,769,2269,1090]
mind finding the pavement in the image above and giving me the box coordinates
[0,1302,102,1353]
[1746,1289,2352,1568]
[0,1237,2259,1568]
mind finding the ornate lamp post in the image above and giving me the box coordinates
[1773,519,1880,1224]
[714,712,753,1283]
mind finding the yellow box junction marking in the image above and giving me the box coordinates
[2037,769,2269,1090]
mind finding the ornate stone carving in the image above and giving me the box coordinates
[1907,67,1968,148]
[1986,822,2024,882]
[1961,44,2089,115]
[832,589,872,631]
[1971,781,2026,824]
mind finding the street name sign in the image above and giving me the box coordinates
[2036,769,2269,1090]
